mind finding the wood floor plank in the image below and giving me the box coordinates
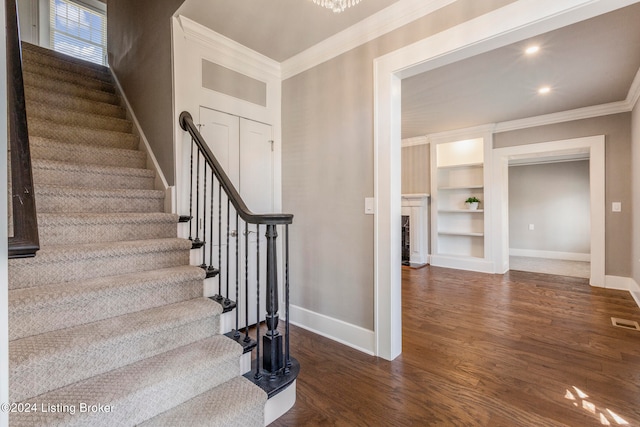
[272,266,640,426]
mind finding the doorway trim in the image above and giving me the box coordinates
[372,0,636,361]
[492,136,606,286]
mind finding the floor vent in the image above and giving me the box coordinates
[611,317,640,331]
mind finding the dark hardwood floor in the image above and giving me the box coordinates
[272,266,640,426]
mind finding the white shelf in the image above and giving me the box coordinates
[438,231,484,237]
[437,162,483,170]
[438,185,484,190]
[439,209,484,213]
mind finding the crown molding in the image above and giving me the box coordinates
[177,15,281,80]
[281,0,457,80]
[626,66,640,110]
[494,101,631,133]
[426,123,496,143]
[401,136,429,148]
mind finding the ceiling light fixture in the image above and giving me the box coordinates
[525,45,540,55]
[538,86,551,94]
[312,0,362,13]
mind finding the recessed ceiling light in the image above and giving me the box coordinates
[525,45,540,55]
[538,86,551,94]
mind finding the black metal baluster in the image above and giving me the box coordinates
[234,212,240,338]
[218,183,222,298]
[207,174,217,279]
[285,224,291,373]
[188,139,194,241]
[192,150,203,249]
[226,198,230,299]
[200,162,208,269]
[244,223,250,342]
[254,224,262,380]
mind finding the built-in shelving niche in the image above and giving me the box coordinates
[430,132,494,273]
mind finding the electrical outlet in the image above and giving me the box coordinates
[612,202,622,212]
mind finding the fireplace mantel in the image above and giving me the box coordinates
[402,194,430,267]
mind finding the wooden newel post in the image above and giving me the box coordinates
[263,224,283,375]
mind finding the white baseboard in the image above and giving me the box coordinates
[430,255,495,273]
[510,248,590,262]
[601,276,640,310]
[289,305,375,355]
[109,70,173,212]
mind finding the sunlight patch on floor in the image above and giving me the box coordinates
[564,386,629,425]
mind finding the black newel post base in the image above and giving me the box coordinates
[263,333,283,374]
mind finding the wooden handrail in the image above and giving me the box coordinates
[7,0,39,258]
[179,111,293,226]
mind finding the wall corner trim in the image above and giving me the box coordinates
[289,305,375,355]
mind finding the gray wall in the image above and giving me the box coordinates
[282,0,515,330]
[495,113,632,277]
[402,144,430,195]
[632,104,640,285]
[106,0,184,186]
[509,161,590,254]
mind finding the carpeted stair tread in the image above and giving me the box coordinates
[30,137,146,169]
[25,88,127,119]
[27,101,132,133]
[23,58,116,93]
[28,117,138,150]
[32,159,155,190]
[34,184,165,213]
[10,335,242,427]
[8,238,192,289]
[24,71,120,105]
[37,212,179,246]
[140,376,267,427]
[9,297,223,402]
[22,42,112,83]
[9,265,206,340]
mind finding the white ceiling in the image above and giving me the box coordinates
[177,1,640,140]
[177,0,401,62]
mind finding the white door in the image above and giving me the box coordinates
[198,107,274,327]
[199,107,240,302]
[240,118,273,326]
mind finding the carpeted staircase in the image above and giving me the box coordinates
[7,42,267,426]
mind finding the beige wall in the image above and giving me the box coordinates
[509,161,590,254]
[107,0,184,186]
[632,104,640,284]
[282,0,515,330]
[494,113,632,277]
[401,144,430,195]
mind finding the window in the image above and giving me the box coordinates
[50,0,106,65]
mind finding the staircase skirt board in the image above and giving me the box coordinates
[9,42,269,426]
